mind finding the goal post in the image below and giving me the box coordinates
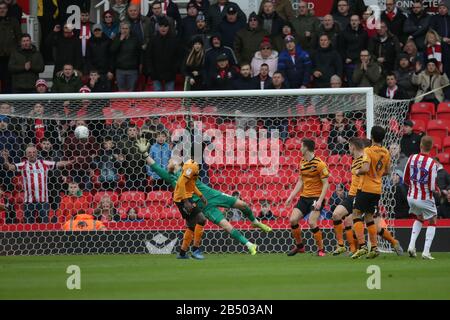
[0,88,410,255]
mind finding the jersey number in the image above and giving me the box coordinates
[411,167,429,184]
[375,157,384,172]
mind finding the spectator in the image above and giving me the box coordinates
[258,200,277,221]
[148,0,182,34]
[311,14,340,51]
[402,38,425,66]
[63,120,99,190]
[111,0,128,22]
[339,15,368,87]
[63,210,107,231]
[277,35,312,88]
[361,7,377,39]
[208,0,246,32]
[57,182,90,222]
[291,1,320,52]
[389,142,408,173]
[400,120,422,157]
[180,1,200,51]
[330,0,366,17]
[391,170,410,219]
[258,0,294,22]
[8,33,44,93]
[234,12,269,65]
[438,187,450,218]
[403,0,431,52]
[102,116,130,143]
[0,103,22,140]
[192,12,212,51]
[93,195,120,222]
[267,71,289,139]
[217,5,246,50]
[208,52,239,90]
[47,23,82,77]
[147,131,172,189]
[148,0,176,38]
[0,1,21,93]
[258,0,285,36]
[57,0,90,27]
[182,36,206,91]
[4,0,21,23]
[117,124,148,191]
[0,184,15,223]
[250,37,278,77]
[0,115,22,193]
[412,58,450,104]
[327,111,357,155]
[225,191,243,221]
[233,63,258,89]
[110,22,142,92]
[269,70,287,89]
[329,183,347,212]
[436,157,450,195]
[102,10,120,39]
[430,1,450,77]
[394,53,417,99]
[91,136,121,191]
[87,70,112,92]
[330,74,343,88]
[123,207,144,222]
[253,63,272,89]
[75,9,95,71]
[352,49,383,93]
[378,72,408,99]
[425,29,443,72]
[35,79,49,93]
[368,21,401,74]
[141,117,168,144]
[204,34,238,81]
[2,145,72,223]
[311,34,343,88]
[381,0,407,46]
[125,3,152,50]
[23,103,60,147]
[193,0,210,14]
[36,0,58,64]
[271,21,297,54]
[86,24,114,81]
[52,64,83,93]
[332,0,351,30]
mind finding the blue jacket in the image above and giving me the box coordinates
[147,143,171,179]
[277,45,312,88]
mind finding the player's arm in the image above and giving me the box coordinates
[356,162,369,176]
[1,150,16,172]
[314,176,329,211]
[194,185,207,205]
[55,160,73,169]
[285,175,303,206]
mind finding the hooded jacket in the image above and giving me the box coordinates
[204,34,238,80]
[8,45,45,91]
[251,49,278,77]
[277,44,312,88]
[234,14,269,64]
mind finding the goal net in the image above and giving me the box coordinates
[0,89,409,255]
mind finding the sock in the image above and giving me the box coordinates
[291,224,303,246]
[345,226,356,253]
[181,228,194,254]
[241,205,256,222]
[408,219,423,250]
[367,221,377,249]
[423,225,436,255]
[193,224,205,249]
[379,228,396,246]
[333,220,344,246]
[353,218,366,246]
[311,227,323,251]
[230,228,249,246]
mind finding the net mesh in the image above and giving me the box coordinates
[0,90,410,255]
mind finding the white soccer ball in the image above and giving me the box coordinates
[74,125,89,139]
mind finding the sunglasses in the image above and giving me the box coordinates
[261,47,271,50]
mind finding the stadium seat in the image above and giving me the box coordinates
[146,191,172,204]
[443,136,450,153]
[427,119,449,141]
[410,102,436,123]
[285,137,302,150]
[431,136,442,156]
[120,191,146,210]
[93,191,120,207]
[412,119,426,134]
[436,102,450,120]
[436,152,450,172]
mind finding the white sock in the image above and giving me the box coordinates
[423,226,436,255]
[245,241,254,249]
[408,220,423,250]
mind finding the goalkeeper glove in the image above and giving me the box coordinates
[135,138,150,158]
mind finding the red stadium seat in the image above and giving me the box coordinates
[436,152,450,165]
[427,119,449,141]
[146,191,172,204]
[412,119,426,134]
[285,137,302,150]
[120,191,146,210]
[410,102,436,123]
[443,136,450,153]
[431,136,442,156]
[93,191,119,206]
[436,102,450,120]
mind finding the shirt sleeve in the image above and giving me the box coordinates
[319,161,330,179]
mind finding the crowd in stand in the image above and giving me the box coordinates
[1,0,450,224]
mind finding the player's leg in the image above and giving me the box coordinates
[233,199,272,232]
[351,207,368,259]
[175,200,195,259]
[308,209,325,256]
[216,217,257,255]
[287,207,305,256]
[191,212,207,260]
[375,216,403,255]
[332,205,349,255]
[407,199,424,258]
[422,214,438,260]
[344,214,357,255]
[364,213,379,259]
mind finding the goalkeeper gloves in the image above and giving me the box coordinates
[135,138,150,158]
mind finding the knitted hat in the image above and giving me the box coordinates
[285,34,295,43]
[35,79,48,88]
[79,86,91,93]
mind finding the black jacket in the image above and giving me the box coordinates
[393,183,410,219]
[208,1,246,32]
[208,65,239,90]
[253,75,272,89]
[47,32,82,74]
[328,121,358,155]
[311,45,343,88]
[204,34,238,80]
[232,74,258,90]
[144,33,180,81]
[381,10,407,44]
[437,167,450,192]
[378,85,409,100]
[338,25,368,63]
[110,34,142,71]
[400,132,422,157]
[218,17,246,49]
[86,35,113,74]
[368,33,401,73]
[258,11,285,36]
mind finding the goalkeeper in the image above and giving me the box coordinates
[136,138,272,257]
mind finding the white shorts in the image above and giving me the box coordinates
[407,197,437,220]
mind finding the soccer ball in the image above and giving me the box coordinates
[74,125,89,139]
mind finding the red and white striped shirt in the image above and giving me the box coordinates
[15,160,56,203]
[403,153,437,201]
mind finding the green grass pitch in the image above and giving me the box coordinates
[1,253,450,300]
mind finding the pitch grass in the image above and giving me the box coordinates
[1,253,449,300]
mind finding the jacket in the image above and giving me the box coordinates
[311,45,343,87]
[352,61,383,93]
[234,25,269,64]
[311,22,341,51]
[258,11,285,36]
[91,149,121,183]
[125,15,152,49]
[63,214,106,231]
[232,74,258,90]
[208,1,246,32]
[47,31,82,73]
[251,50,279,77]
[86,34,113,74]
[148,143,171,179]
[368,33,401,73]
[381,9,407,44]
[338,25,369,63]
[403,11,431,51]
[258,0,295,22]
[400,132,422,157]
[218,17,246,49]
[8,45,45,91]
[277,44,312,88]
[0,15,21,57]
[395,66,417,99]
[110,33,142,71]
[204,34,238,79]
[378,85,409,100]
[208,65,240,90]
[291,14,321,52]
[411,71,450,103]
[51,71,83,93]
[144,33,180,81]
[252,74,272,89]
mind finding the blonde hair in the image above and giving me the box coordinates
[425,29,441,46]
[186,43,204,67]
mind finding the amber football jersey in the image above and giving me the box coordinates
[299,157,329,198]
[173,160,203,202]
[359,145,391,194]
[349,155,364,196]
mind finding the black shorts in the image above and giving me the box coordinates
[340,195,355,216]
[175,198,201,220]
[295,197,324,215]
[354,190,381,214]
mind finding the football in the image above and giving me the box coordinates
[74,125,89,139]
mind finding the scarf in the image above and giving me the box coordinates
[426,42,442,63]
